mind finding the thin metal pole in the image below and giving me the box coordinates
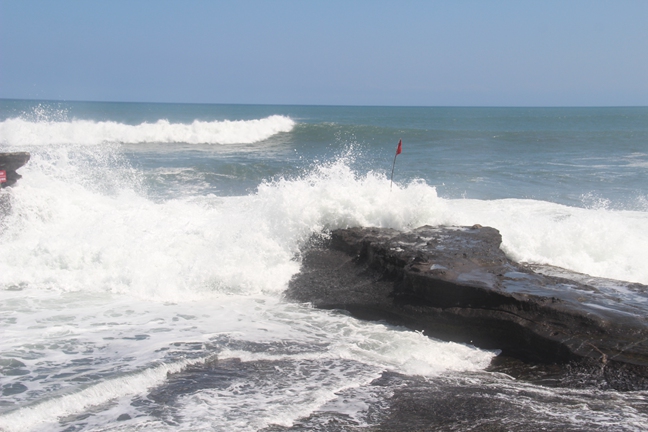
[390,139,401,191]
[390,152,398,191]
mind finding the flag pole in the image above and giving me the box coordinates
[390,139,402,191]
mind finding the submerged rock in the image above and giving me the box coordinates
[286,225,648,391]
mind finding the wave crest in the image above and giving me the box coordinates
[0,115,295,146]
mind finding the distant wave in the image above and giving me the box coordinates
[0,115,295,146]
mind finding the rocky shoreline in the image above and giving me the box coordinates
[286,225,648,391]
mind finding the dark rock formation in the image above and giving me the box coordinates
[0,152,30,188]
[286,225,648,390]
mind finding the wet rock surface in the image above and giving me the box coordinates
[144,355,647,432]
[0,152,30,223]
[0,152,30,188]
[286,225,648,391]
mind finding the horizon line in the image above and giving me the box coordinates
[1,97,647,109]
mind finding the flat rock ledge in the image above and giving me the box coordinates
[286,225,648,391]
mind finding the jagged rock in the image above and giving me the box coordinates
[0,152,30,188]
[286,225,648,390]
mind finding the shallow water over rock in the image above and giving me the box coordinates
[287,225,648,391]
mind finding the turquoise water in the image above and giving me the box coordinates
[6,101,648,207]
[1,100,647,430]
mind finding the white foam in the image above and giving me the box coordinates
[144,307,493,431]
[0,154,445,300]
[0,115,295,146]
[0,357,204,432]
[473,378,648,430]
[254,161,448,234]
[252,160,648,285]
[216,308,495,377]
[2,152,647,304]
[171,362,381,431]
[444,198,648,285]
[0,290,493,430]
[3,110,648,429]
[0,161,300,300]
[3,146,646,428]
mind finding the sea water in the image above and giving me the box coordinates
[0,100,647,431]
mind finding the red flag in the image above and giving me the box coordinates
[396,139,402,155]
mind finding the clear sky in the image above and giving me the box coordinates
[1,0,647,106]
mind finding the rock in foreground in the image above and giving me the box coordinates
[0,152,30,188]
[286,225,648,390]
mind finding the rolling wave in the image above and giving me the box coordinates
[0,115,295,146]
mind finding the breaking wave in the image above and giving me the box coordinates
[3,144,648,301]
[0,115,295,146]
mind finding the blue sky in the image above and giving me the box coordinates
[1,0,646,106]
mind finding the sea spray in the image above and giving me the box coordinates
[1,101,647,430]
[445,198,648,285]
[3,146,648,300]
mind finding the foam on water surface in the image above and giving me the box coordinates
[0,148,497,428]
[0,287,494,431]
[0,116,295,146]
[444,198,648,285]
[2,103,648,430]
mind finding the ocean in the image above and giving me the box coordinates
[0,100,647,431]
